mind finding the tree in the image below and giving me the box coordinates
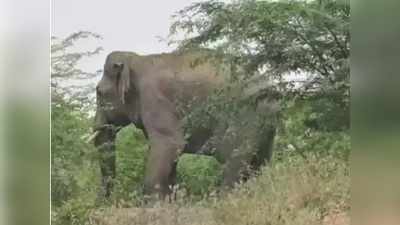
[51,31,103,110]
[51,31,103,207]
[169,0,350,130]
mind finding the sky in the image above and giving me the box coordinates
[52,0,207,73]
[51,0,306,99]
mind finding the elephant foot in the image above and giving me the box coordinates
[141,194,169,208]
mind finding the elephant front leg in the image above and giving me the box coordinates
[94,127,117,200]
[143,136,183,200]
[139,82,185,201]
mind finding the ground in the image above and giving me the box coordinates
[90,206,349,225]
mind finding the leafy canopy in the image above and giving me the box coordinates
[170,0,350,112]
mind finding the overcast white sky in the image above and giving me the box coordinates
[51,0,307,94]
[52,0,210,73]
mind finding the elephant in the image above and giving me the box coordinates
[92,50,278,200]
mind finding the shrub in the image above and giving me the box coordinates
[213,153,349,225]
[88,153,349,225]
[113,126,149,204]
[177,154,222,198]
[51,100,98,207]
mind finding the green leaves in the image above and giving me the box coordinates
[274,98,350,161]
[177,154,222,197]
[113,126,148,202]
[51,31,104,224]
[51,100,98,207]
[170,0,349,107]
[51,3,351,222]
[170,0,350,161]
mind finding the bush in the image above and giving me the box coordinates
[213,153,349,225]
[88,153,349,225]
[177,154,222,198]
[113,126,149,203]
[275,99,350,161]
[51,100,99,224]
[52,194,97,225]
[51,100,98,207]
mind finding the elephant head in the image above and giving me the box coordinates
[94,52,141,131]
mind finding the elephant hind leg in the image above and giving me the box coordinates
[220,143,255,188]
[221,150,261,188]
[221,159,248,188]
[250,127,276,171]
[219,128,272,188]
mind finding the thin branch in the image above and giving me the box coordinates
[325,25,348,58]
[292,17,334,75]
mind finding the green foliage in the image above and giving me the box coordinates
[89,153,349,225]
[52,194,97,225]
[213,153,349,225]
[51,100,100,225]
[177,155,222,197]
[274,98,350,161]
[171,0,349,88]
[170,0,350,128]
[51,31,103,224]
[51,100,98,207]
[113,126,149,202]
[52,1,350,222]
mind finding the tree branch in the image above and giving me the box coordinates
[325,25,348,58]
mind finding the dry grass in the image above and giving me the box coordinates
[90,206,215,225]
[89,154,349,225]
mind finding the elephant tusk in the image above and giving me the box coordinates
[85,130,100,143]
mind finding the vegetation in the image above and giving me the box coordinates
[51,0,350,224]
[87,152,349,225]
[170,0,350,130]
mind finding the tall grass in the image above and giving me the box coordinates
[91,153,349,225]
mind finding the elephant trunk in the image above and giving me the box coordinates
[94,126,117,199]
[92,110,117,199]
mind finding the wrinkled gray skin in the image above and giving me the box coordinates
[93,51,277,200]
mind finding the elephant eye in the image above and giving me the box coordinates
[113,63,123,70]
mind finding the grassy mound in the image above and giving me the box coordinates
[89,153,349,225]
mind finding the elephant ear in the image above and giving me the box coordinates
[116,62,130,104]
